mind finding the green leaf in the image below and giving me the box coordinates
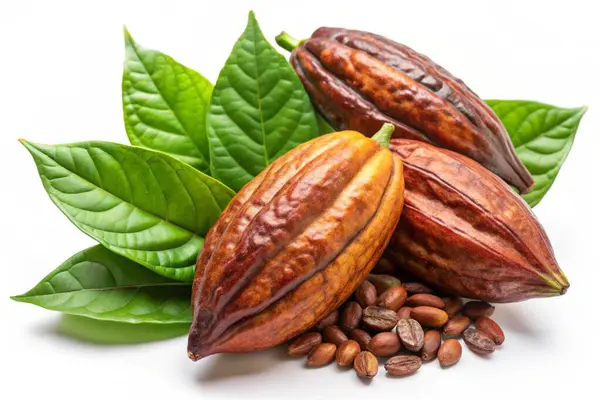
[57,315,189,344]
[21,140,235,281]
[207,11,318,191]
[122,28,213,173]
[486,100,587,207]
[316,114,334,135]
[11,246,192,323]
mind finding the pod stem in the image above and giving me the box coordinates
[371,123,395,148]
[276,31,303,52]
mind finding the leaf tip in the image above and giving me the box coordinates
[123,26,133,44]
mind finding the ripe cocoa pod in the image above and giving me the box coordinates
[188,127,405,359]
[284,27,533,192]
[386,139,570,303]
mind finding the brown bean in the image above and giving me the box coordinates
[396,318,424,352]
[354,351,378,378]
[362,306,399,332]
[287,332,322,356]
[306,343,337,367]
[355,280,378,308]
[402,282,434,294]
[443,316,471,337]
[368,332,402,357]
[421,330,441,361]
[475,317,505,345]
[462,301,495,320]
[368,274,402,295]
[376,285,407,311]
[384,355,422,376]
[411,306,449,328]
[322,325,348,345]
[348,329,372,351]
[462,327,496,354]
[336,340,361,367]
[443,297,463,318]
[438,339,462,367]
[396,306,413,320]
[314,310,339,331]
[339,301,363,332]
[406,293,446,309]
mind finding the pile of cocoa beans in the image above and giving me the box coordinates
[287,267,504,379]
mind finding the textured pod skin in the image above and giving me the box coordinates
[188,131,405,359]
[290,27,533,193]
[386,139,569,303]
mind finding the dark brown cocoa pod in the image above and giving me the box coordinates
[462,327,496,355]
[421,330,441,361]
[287,332,322,356]
[286,27,533,192]
[314,310,339,331]
[376,285,407,311]
[188,129,405,359]
[340,301,363,332]
[368,332,402,357]
[322,325,349,346]
[355,280,378,308]
[386,140,570,303]
[362,306,399,332]
[348,329,372,351]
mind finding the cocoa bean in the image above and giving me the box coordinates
[287,332,322,356]
[368,274,402,295]
[462,327,496,355]
[314,310,339,331]
[402,282,435,294]
[368,332,402,357]
[348,329,372,351]
[306,343,337,367]
[384,355,422,376]
[340,301,363,332]
[362,306,399,332]
[376,285,407,311]
[396,306,413,320]
[411,306,449,328]
[322,325,348,345]
[396,318,424,352]
[462,301,495,320]
[443,297,463,318]
[354,351,379,378]
[443,316,471,337]
[438,339,462,367]
[336,340,361,367]
[421,330,441,361]
[355,280,378,308]
[406,293,445,309]
[475,317,505,345]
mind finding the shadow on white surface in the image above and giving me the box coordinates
[493,305,542,338]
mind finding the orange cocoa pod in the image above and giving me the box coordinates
[188,126,405,360]
[386,139,569,303]
[285,27,533,193]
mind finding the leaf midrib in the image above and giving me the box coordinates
[247,24,270,168]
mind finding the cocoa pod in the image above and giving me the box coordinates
[386,139,570,302]
[188,128,405,359]
[287,27,533,192]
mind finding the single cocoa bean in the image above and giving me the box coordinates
[462,327,496,354]
[336,339,361,367]
[438,339,462,367]
[340,301,363,332]
[443,297,463,318]
[354,351,379,378]
[396,318,424,352]
[411,306,449,328]
[396,306,413,320]
[315,310,339,331]
[443,316,471,337]
[402,282,434,294]
[355,280,378,308]
[421,330,441,361]
[362,306,399,332]
[348,329,372,351]
[368,332,402,357]
[287,332,322,356]
[475,317,505,345]
[368,274,402,295]
[306,343,337,367]
[322,325,348,345]
[385,355,422,376]
[370,258,396,276]
[376,285,407,311]
[462,301,495,320]
[406,293,446,309]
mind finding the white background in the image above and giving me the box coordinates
[1,0,599,399]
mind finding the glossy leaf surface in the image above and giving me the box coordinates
[207,12,318,191]
[21,140,235,281]
[123,28,213,173]
[487,100,587,207]
[12,246,193,323]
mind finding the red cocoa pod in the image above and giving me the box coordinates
[286,27,533,192]
[386,140,570,302]
[188,128,405,360]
